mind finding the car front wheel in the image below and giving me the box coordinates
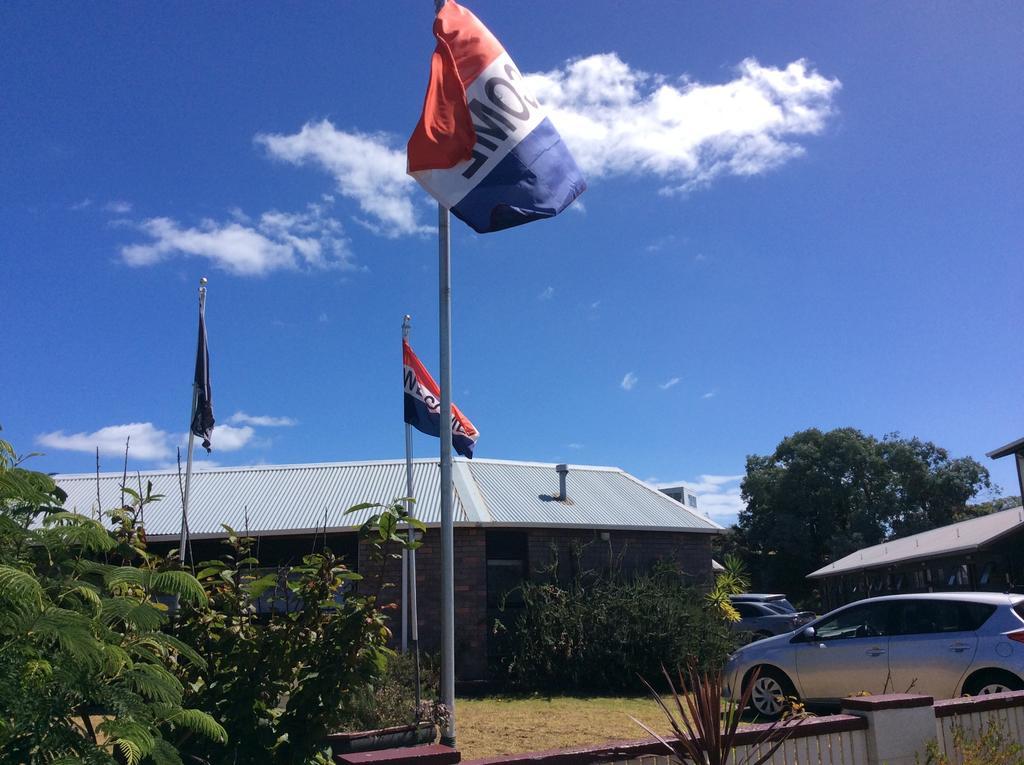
[747,667,797,720]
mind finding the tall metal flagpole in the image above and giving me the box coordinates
[179,276,207,566]
[437,202,456,746]
[402,315,423,711]
[429,0,454,745]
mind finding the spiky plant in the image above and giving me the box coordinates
[633,661,799,765]
[0,433,226,764]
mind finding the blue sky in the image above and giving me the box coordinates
[2,1,1021,526]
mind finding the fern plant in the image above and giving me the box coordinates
[0,435,225,765]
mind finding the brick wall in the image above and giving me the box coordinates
[359,527,488,681]
[525,528,713,586]
[361,526,713,681]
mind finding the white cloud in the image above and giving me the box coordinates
[702,389,717,399]
[120,202,354,277]
[656,473,746,525]
[659,377,681,390]
[526,54,840,192]
[104,200,133,214]
[646,235,679,253]
[38,422,173,461]
[256,121,430,238]
[38,419,260,464]
[245,56,835,243]
[539,286,555,300]
[227,412,297,428]
[191,424,254,452]
[567,443,584,450]
[70,198,93,211]
[318,312,329,323]
[621,371,638,391]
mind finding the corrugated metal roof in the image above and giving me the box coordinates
[467,461,719,531]
[55,458,721,539]
[807,506,1024,579]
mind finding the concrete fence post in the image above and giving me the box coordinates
[840,694,936,765]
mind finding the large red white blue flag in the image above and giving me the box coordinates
[407,1,586,234]
[403,339,479,458]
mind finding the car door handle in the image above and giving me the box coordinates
[866,648,886,657]
[950,643,971,653]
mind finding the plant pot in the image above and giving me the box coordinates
[326,721,437,755]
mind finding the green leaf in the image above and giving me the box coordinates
[132,631,207,671]
[168,708,228,744]
[102,597,166,631]
[345,502,382,515]
[106,566,147,589]
[195,563,227,579]
[150,738,185,765]
[246,573,280,599]
[0,565,44,612]
[151,570,208,606]
[123,662,184,704]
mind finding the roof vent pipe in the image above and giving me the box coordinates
[556,464,569,501]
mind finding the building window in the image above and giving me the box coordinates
[486,531,529,610]
[687,494,697,508]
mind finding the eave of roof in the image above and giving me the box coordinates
[55,457,722,538]
[987,436,1024,460]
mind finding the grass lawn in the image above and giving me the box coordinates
[455,695,679,761]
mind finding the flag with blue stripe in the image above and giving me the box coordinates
[403,339,478,458]
[407,1,585,233]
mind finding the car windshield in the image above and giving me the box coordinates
[763,603,791,614]
[815,603,890,640]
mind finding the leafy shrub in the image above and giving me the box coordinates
[173,503,426,765]
[334,651,441,732]
[0,429,426,765]
[492,552,741,693]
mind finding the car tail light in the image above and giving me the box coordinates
[1007,630,1024,645]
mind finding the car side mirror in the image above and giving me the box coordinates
[801,626,816,640]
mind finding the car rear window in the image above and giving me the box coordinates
[734,603,760,618]
[959,602,996,630]
[1014,602,1024,622]
[893,600,996,634]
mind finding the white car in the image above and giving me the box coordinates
[724,592,1024,718]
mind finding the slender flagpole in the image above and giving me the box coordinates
[402,315,423,710]
[179,277,207,567]
[437,203,456,746]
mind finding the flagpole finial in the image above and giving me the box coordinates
[199,276,208,286]
[403,314,411,338]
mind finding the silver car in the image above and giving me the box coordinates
[731,600,815,641]
[723,592,1024,718]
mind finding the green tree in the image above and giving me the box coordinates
[735,428,990,601]
[0,432,225,765]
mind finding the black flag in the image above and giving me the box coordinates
[191,304,214,452]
